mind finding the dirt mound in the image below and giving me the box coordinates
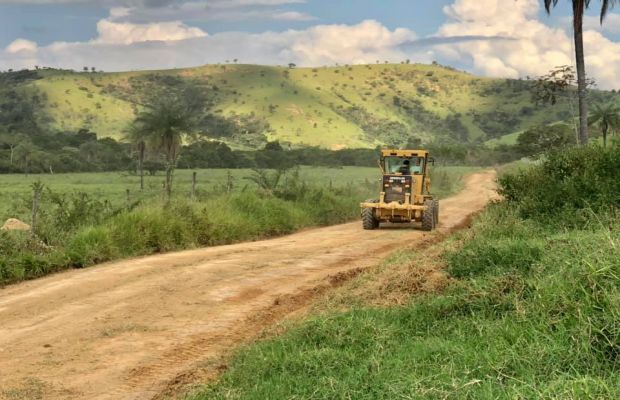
[1,218,31,231]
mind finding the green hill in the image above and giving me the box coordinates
[5,64,620,149]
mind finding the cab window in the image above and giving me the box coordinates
[384,156,425,174]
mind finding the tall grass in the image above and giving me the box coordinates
[192,145,620,399]
[0,166,471,286]
[0,186,365,285]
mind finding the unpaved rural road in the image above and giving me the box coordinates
[0,171,497,400]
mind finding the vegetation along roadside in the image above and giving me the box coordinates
[0,166,475,287]
[190,143,620,399]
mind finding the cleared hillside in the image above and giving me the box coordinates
[10,64,620,149]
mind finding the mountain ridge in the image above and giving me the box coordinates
[4,63,619,149]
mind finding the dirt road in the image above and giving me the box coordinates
[0,171,497,400]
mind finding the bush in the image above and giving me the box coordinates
[499,144,620,221]
[0,176,375,286]
[67,226,117,267]
[448,238,542,277]
[197,201,620,399]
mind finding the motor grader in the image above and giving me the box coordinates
[361,149,438,231]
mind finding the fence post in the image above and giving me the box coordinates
[192,171,197,200]
[226,170,234,193]
[31,180,44,235]
[126,189,131,207]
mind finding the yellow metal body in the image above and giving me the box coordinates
[360,149,433,223]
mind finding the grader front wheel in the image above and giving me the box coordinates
[422,200,436,231]
[362,203,380,230]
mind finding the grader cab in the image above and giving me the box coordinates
[361,149,438,231]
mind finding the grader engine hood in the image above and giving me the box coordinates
[383,175,412,204]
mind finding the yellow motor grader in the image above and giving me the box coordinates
[361,149,438,231]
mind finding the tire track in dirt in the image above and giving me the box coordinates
[0,171,498,400]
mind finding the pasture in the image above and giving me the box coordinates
[0,166,476,221]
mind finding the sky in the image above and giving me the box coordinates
[1,0,619,89]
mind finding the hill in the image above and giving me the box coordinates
[3,64,619,149]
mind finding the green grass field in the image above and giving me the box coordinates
[0,166,475,286]
[0,167,379,221]
[0,166,476,222]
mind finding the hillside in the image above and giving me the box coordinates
[5,64,620,149]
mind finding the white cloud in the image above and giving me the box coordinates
[435,0,620,89]
[0,20,426,72]
[583,13,620,35]
[95,18,207,45]
[269,11,315,21]
[0,0,314,23]
[206,0,305,8]
[0,0,304,4]
[1,0,618,89]
[6,39,38,54]
[4,39,39,69]
[111,1,315,23]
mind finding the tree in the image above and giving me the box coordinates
[544,0,616,145]
[130,97,201,201]
[288,63,296,69]
[14,141,40,174]
[264,141,284,152]
[530,65,595,142]
[0,132,27,165]
[83,66,88,72]
[589,103,620,147]
[126,125,148,190]
[79,141,101,165]
[517,124,574,156]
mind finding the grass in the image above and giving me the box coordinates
[191,202,620,400]
[18,64,619,148]
[0,166,474,286]
[0,167,377,220]
[0,166,476,221]
[189,149,620,399]
[485,130,522,147]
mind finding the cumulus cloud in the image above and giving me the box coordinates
[0,19,427,72]
[583,13,620,35]
[0,0,313,23]
[95,18,207,44]
[435,0,620,88]
[0,0,304,5]
[6,39,38,54]
[108,1,314,23]
[1,0,619,89]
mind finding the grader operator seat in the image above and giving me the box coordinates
[360,149,438,231]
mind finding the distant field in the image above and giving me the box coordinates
[0,166,477,221]
[485,130,521,147]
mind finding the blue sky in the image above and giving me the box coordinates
[0,0,586,47]
[1,0,619,88]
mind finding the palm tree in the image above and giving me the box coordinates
[130,98,198,201]
[544,0,616,145]
[589,103,620,147]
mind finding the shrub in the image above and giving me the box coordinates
[67,226,116,267]
[499,144,620,221]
